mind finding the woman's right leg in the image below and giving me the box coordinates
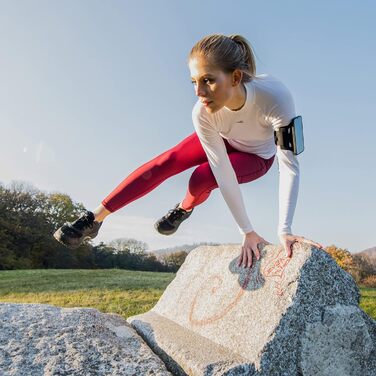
[94,132,209,221]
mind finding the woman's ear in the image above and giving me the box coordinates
[232,69,243,86]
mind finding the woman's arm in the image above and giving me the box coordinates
[266,82,324,257]
[192,101,254,235]
[276,145,325,257]
[267,81,300,237]
[276,145,300,236]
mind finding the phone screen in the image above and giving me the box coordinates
[292,116,304,154]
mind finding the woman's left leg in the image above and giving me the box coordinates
[180,139,275,210]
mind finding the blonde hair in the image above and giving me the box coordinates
[188,33,257,83]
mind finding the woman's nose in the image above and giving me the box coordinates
[195,83,207,97]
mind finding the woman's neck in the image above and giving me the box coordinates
[227,83,246,111]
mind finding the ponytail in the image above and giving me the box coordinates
[189,33,257,83]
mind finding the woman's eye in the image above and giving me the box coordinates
[190,79,214,84]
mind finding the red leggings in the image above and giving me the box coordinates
[101,132,275,213]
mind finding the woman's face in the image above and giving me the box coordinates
[189,55,235,114]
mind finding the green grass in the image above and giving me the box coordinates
[357,285,376,319]
[0,269,375,320]
[0,269,175,318]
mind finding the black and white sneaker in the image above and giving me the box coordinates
[154,203,194,235]
[53,210,103,249]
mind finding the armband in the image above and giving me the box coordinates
[274,115,304,155]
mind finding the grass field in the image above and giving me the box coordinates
[0,269,375,320]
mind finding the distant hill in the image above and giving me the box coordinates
[354,246,376,259]
[148,241,222,258]
[353,246,376,273]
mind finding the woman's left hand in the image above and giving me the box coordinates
[279,234,324,258]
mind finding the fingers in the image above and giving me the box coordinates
[254,246,261,261]
[238,249,244,267]
[309,239,324,248]
[299,237,324,249]
[285,239,297,258]
[246,246,253,268]
[237,247,262,269]
[239,247,248,268]
[284,241,292,258]
[287,237,324,256]
[239,239,269,269]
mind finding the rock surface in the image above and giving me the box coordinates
[127,243,376,375]
[0,303,172,376]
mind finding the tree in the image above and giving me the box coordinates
[162,251,188,272]
[323,244,372,284]
[0,179,91,269]
[109,237,148,255]
[91,242,116,268]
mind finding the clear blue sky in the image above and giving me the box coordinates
[0,1,375,253]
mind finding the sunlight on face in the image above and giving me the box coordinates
[188,55,233,114]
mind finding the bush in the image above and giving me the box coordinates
[361,275,376,288]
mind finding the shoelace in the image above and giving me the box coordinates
[165,207,186,223]
[73,214,94,230]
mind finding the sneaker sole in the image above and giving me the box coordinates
[154,208,194,236]
[154,222,179,236]
[53,228,98,249]
[53,228,82,249]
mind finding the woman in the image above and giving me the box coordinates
[53,33,324,268]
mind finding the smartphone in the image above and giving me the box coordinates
[291,116,304,155]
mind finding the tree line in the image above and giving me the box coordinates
[0,180,186,272]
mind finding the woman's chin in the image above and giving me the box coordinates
[204,103,219,113]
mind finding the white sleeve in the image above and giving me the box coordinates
[276,146,300,236]
[269,88,300,237]
[192,103,254,235]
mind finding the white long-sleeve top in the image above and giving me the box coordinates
[191,73,300,237]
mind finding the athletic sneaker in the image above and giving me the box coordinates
[53,210,103,249]
[154,202,194,235]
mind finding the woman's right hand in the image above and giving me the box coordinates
[238,230,271,268]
